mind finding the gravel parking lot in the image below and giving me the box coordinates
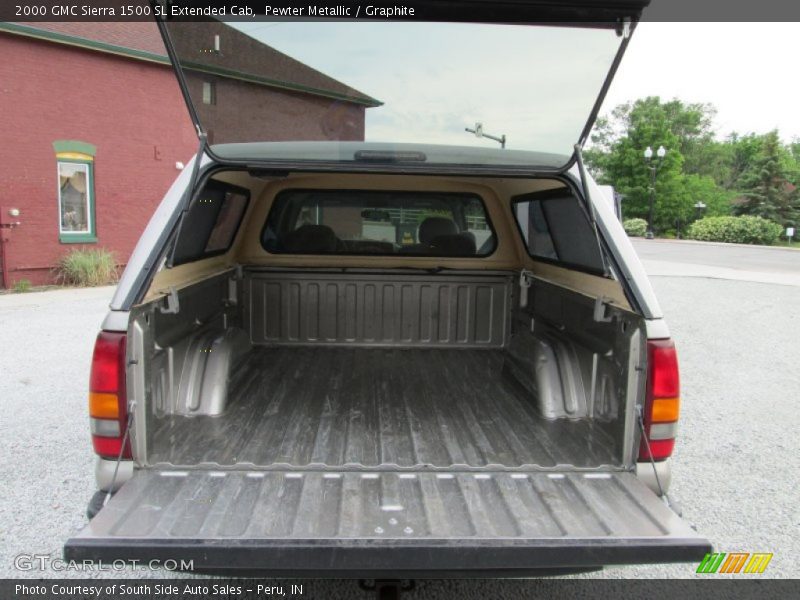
[1,260,798,591]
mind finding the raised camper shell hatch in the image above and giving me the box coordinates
[153,0,648,168]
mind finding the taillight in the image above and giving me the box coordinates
[89,332,130,459]
[638,338,680,462]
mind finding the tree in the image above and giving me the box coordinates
[587,97,721,179]
[726,132,764,188]
[733,130,800,227]
[783,137,800,186]
[672,173,734,234]
[586,97,698,232]
[587,97,800,234]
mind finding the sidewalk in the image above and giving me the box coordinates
[0,285,115,309]
[641,259,800,287]
[631,237,800,252]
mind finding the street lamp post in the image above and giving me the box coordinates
[643,145,666,239]
[465,122,506,148]
[694,201,707,221]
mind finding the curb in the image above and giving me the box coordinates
[630,237,800,252]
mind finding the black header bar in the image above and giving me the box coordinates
[3,0,800,23]
[2,578,799,599]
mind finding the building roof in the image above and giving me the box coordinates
[0,21,380,107]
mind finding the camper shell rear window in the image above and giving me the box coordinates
[261,189,497,257]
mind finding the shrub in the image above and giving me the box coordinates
[687,216,783,246]
[56,248,118,286]
[13,279,32,293]
[623,218,648,237]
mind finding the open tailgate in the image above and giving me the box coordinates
[66,469,710,575]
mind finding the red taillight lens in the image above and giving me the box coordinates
[91,435,127,458]
[89,332,130,459]
[638,339,680,462]
[650,340,680,399]
[645,438,676,460]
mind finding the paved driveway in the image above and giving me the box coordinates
[631,238,800,286]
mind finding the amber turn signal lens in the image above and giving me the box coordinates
[89,392,120,419]
[651,396,680,423]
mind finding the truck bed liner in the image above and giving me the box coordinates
[148,347,620,469]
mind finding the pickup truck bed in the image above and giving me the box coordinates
[66,226,711,573]
[149,346,620,469]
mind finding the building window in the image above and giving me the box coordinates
[202,81,216,105]
[53,140,97,243]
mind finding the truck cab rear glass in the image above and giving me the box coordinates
[262,189,497,257]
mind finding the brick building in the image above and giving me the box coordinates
[0,22,379,287]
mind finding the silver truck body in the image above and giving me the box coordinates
[66,3,710,574]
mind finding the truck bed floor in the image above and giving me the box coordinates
[148,347,620,469]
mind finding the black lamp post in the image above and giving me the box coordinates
[694,201,707,221]
[644,145,666,239]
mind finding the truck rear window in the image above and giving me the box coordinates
[262,190,496,257]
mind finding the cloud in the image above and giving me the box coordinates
[602,22,800,141]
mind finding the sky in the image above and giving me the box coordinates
[232,21,800,150]
[601,23,800,143]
